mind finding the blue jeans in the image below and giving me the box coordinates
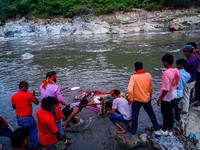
[17,116,38,148]
[0,125,13,137]
[50,109,63,136]
[130,101,160,134]
[109,114,130,125]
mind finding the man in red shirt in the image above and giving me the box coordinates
[11,81,39,148]
[37,97,70,149]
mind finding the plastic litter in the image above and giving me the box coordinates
[71,87,80,90]
[189,132,197,143]
[20,52,34,60]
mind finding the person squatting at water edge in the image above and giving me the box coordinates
[11,81,39,149]
[10,127,30,150]
[174,58,191,125]
[179,44,198,114]
[37,97,71,149]
[155,54,180,136]
[40,71,67,137]
[127,61,160,135]
[107,89,132,134]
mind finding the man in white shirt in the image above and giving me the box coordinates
[107,89,132,134]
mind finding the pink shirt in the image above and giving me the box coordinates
[40,83,65,105]
[160,68,180,102]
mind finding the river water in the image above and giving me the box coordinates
[0,30,200,149]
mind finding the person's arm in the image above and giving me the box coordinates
[157,90,168,106]
[63,107,79,132]
[12,103,16,109]
[30,90,39,105]
[56,86,67,106]
[107,108,115,115]
[127,76,135,105]
[54,131,71,147]
[193,49,200,62]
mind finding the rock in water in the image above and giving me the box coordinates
[20,52,34,60]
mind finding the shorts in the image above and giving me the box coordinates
[62,107,75,121]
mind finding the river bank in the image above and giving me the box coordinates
[0,8,200,37]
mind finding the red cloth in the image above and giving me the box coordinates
[0,116,8,127]
[11,91,35,117]
[134,69,146,75]
[37,109,58,146]
[42,74,56,89]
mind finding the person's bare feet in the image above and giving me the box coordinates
[116,130,126,134]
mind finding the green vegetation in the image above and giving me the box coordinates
[0,0,199,20]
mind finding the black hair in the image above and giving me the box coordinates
[176,58,186,67]
[161,54,174,65]
[19,81,28,89]
[10,127,30,148]
[187,42,197,49]
[46,71,56,78]
[134,61,143,70]
[114,89,120,96]
[80,98,88,105]
[42,97,58,110]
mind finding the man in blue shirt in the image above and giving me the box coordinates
[173,59,191,123]
[180,45,198,114]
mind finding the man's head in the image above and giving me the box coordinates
[180,45,194,58]
[42,97,58,111]
[19,81,28,92]
[161,54,174,67]
[176,58,186,69]
[113,89,120,98]
[46,71,57,82]
[80,98,88,108]
[134,61,143,72]
[10,127,30,150]
[187,42,197,49]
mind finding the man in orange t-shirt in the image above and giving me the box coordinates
[11,81,39,148]
[127,61,160,134]
[37,97,70,149]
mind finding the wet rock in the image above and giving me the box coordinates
[169,22,184,31]
[109,126,142,148]
[180,106,200,149]
[0,144,2,150]
[150,134,185,150]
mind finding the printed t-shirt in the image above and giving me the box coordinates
[11,91,35,117]
[160,68,180,102]
[40,83,65,105]
[112,97,132,120]
[128,70,153,103]
[185,56,198,82]
[37,109,58,146]
[177,69,191,99]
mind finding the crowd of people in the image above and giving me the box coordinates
[0,42,199,150]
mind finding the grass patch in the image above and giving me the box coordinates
[103,19,121,26]
[173,12,198,18]
[156,17,175,23]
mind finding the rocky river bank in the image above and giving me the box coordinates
[0,8,200,37]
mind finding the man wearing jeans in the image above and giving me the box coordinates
[127,61,160,135]
[107,89,132,134]
[11,81,39,148]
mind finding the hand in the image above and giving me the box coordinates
[157,99,161,107]
[65,141,71,147]
[32,90,35,96]
[63,102,67,106]
[128,100,131,105]
[62,127,67,132]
